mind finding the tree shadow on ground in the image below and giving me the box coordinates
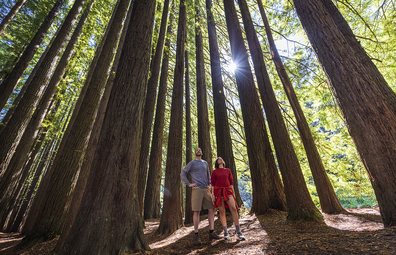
[257,208,396,254]
[137,213,263,254]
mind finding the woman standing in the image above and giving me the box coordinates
[211,157,245,240]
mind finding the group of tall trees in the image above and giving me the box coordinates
[0,0,395,253]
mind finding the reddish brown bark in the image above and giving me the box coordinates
[143,3,175,220]
[223,0,286,215]
[238,0,322,222]
[256,0,343,214]
[0,0,66,111]
[195,0,213,173]
[292,0,396,226]
[19,0,130,248]
[138,0,171,214]
[0,0,28,36]
[158,0,186,234]
[57,0,156,253]
[184,47,194,224]
[205,0,243,207]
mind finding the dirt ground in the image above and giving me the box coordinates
[1,206,395,254]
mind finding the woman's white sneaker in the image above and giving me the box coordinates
[237,232,245,241]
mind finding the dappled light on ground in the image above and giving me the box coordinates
[324,207,383,231]
[1,207,396,254]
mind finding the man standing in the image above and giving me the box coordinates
[180,147,221,245]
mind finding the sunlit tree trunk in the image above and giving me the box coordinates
[292,0,396,226]
[57,0,156,253]
[222,0,286,214]
[238,0,322,222]
[205,0,243,207]
[0,0,95,229]
[0,0,87,178]
[158,0,186,234]
[143,3,175,220]
[0,0,66,111]
[0,0,28,36]
[195,0,213,172]
[19,0,130,248]
[184,46,194,224]
[54,2,134,252]
[256,0,343,214]
[137,0,170,214]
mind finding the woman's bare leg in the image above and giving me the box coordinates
[225,196,239,226]
[218,198,227,227]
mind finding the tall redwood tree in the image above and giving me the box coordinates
[158,0,186,234]
[57,0,156,253]
[292,0,396,226]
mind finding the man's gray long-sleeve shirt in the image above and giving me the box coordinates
[180,159,211,188]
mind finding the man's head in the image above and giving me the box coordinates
[195,147,203,157]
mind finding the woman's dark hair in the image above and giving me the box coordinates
[215,157,225,169]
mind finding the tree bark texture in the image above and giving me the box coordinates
[57,0,156,253]
[0,0,66,111]
[20,0,130,247]
[0,0,86,180]
[137,0,170,215]
[292,0,396,226]
[3,127,50,232]
[144,3,175,220]
[53,2,135,252]
[222,0,286,215]
[0,0,94,229]
[195,0,213,172]
[256,0,343,214]
[184,48,194,224]
[205,0,243,207]
[238,0,322,222]
[0,0,28,36]
[8,139,52,232]
[158,0,186,234]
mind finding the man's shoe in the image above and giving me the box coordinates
[223,233,229,240]
[209,231,221,241]
[194,234,202,245]
[237,232,245,241]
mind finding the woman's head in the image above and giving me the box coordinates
[215,157,225,168]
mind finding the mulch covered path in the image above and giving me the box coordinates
[1,206,395,254]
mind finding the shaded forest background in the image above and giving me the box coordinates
[0,0,396,253]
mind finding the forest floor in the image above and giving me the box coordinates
[1,206,396,254]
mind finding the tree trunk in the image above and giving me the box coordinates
[0,0,87,177]
[143,2,175,220]
[158,0,186,234]
[195,0,213,173]
[57,0,156,253]
[0,98,56,230]
[8,139,52,233]
[53,1,134,251]
[292,0,396,227]
[137,0,170,215]
[256,0,343,214]
[184,47,194,224]
[237,0,322,222]
[19,0,131,248]
[0,36,55,135]
[222,0,286,215]
[0,0,28,36]
[9,95,73,233]
[4,130,49,232]
[205,0,243,207]
[0,0,66,111]
[0,0,95,228]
